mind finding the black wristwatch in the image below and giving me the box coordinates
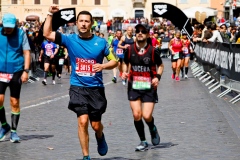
[23,69,29,73]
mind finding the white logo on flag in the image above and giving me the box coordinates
[61,10,74,21]
[154,5,168,15]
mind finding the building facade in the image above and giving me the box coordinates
[1,0,212,22]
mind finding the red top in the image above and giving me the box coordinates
[171,38,183,52]
[152,38,160,48]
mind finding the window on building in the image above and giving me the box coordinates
[11,0,18,4]
[34,0,40,4]
[72,0,77,5]
[200,0,208,3]
[95,0,101,5]
[180,0,187,3]
[53,0,59,4]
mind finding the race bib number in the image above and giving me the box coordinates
[173,52,180,60]
[0,73,13,83]
[59,58,64,65]
[46,50,53,56]
[116,48,124,58]
[75,58,96,77]
[132,76,151,90]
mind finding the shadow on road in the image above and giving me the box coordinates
[76,142,177,160]
[20,134,54,141]
[149,142,178,149]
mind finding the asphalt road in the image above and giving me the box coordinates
[0,58,240,160]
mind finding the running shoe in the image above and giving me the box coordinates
[42,79,47,85]
[122,79,126,86]
[181,73,184,78]
[95,133,108,156]
[119,72,122,78]
[83,156,91,160]
[10,131,20,143]
[0,124,10,141]
[150,125,160,146]
[112,77,117,83]
[185,75,188,79]
[135,141,148,151]
[175,76,180,82]
[171,74,175,80]
[52,80,56,85]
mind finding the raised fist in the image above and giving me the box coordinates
[49,5,59,13]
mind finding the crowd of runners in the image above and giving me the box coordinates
[0,3,212,160]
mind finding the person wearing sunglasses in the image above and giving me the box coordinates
[122,24,164,151]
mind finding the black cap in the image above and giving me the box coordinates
[135,24,147,30]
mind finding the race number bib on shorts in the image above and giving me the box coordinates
[0,73,13,83]
[59,58,64,65]
[75,58,96,77]
[173,52,180,60]
[132,76,151,90]
[116,49,124,58]
[183,47,189,54]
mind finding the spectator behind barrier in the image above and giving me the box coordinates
[219,24,230,43]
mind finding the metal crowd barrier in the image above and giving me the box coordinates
[190,60,240,104]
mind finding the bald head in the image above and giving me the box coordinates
[127,26,133,37]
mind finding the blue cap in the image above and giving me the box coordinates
[2,13,16,28]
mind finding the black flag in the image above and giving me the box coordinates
[152,3,193,37]
[37,8,76,45]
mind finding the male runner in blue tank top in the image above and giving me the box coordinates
[43,5,118,160]
[117,26,136,85]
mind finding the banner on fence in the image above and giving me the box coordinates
[194,42,240,81]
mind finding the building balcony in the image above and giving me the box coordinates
[132,0,146,8]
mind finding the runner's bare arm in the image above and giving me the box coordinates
[117,36,125,49]
[39,49,44,62]
[22,50,31,83]
[53,48,59,56]
[64,48,68,59]
[168,39,174,54]
[43,5,60,42]
[157,63,164,76]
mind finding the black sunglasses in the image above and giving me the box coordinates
[136,29,148,34]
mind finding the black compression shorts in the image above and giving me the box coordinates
[0,71,23,99]
[128,88,158,103]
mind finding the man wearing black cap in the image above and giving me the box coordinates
[122,24,164,151]
[0,13,31,143]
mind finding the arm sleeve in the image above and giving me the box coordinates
[105,40,117,62]
[54,32,63,45]
[22,32,31,50]
[154,49,163,66]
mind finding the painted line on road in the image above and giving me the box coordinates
[6,81,113,115]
